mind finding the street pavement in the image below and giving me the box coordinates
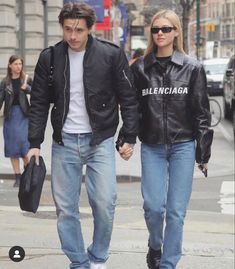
[0,115,234,269]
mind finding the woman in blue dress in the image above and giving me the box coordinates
[0,55,32,187]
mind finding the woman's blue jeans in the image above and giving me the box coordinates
[141,141,195,269]
[51,133,117,269]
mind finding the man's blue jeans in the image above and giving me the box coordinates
[141,141,195,269]
[51,133,117,269]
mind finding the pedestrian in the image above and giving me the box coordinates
[131,10,213,269]
[129,48,144,65]
[27,2,138,269]
[0,55,32,187]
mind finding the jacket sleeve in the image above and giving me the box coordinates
[190,63,214,163]
[130,59,143,116]
[28,49,51,149]
[0,80,6,111]
[113,48,139,145]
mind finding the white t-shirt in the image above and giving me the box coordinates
[63,48,92,133]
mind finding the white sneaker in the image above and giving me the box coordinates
[90,262,107,269]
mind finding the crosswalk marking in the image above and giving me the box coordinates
[218,181,234,215]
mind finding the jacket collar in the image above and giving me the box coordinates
[144,50,185,70]
[171,50,185,66]
[86,34,93,50]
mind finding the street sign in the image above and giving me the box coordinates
[206,23,215,32]
[95,0,111,30]
[63,0,104,22]
[131,26,144,36]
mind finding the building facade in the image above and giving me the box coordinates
[0,0,129,78]
[0,0,63,79]
[189,0,235,59]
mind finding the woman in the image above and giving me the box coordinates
[129,48,144,66]
[131,10,213,269]
[0,55,32,187]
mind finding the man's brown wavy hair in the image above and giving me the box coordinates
[58,3,96,29]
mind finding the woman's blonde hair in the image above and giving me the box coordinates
[144,9,184,56]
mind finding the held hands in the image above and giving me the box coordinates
[118,143,134,161]
[26,148,40,165]
[198,163,208,177]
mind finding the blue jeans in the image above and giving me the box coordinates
[141,141,195,269]
[51,133,117,269]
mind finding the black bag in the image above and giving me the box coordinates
[18,156,46,213]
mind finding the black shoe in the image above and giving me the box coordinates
[13,174,21,188]
[146,247,162,269]
[13,179,20,187]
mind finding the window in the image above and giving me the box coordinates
[222,3,225,17]
[231,2,235,17]
[226,3,230,17]
[226,25,230,39]
[232,24,235,39]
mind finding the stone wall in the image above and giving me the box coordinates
[0,0,17,78]
[0,0,63,79]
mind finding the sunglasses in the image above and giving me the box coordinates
[151,26,176,34]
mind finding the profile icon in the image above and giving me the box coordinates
[9,246,25,262]
[13,249,21,258]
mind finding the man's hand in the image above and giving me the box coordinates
[198,163,208,177]
[118,143,134,161]
[27,148,40,165]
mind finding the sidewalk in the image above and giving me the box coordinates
[0,180,234,269]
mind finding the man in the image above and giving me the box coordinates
[27,3,138,269]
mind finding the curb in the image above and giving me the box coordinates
[0,172,234,182]
[0,174,141,183]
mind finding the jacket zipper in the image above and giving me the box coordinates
[123,70,132,87]
[6,86,13,95]
[83,50,95,135]
[162,73,167,144]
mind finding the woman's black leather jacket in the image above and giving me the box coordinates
[0,77,32,118]
[131,50,213,163]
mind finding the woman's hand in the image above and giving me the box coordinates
[118,143,134,161]
[21,74,28,90]
[198,163,208,177]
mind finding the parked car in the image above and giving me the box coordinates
[203,58,229,96]
[223,55,235,124]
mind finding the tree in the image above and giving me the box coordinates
[140,0,175,25]
[178,0,196,53]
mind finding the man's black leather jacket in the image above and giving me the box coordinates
[131,51,213,163]
[0,78,32,118]
[29,35,138,149]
